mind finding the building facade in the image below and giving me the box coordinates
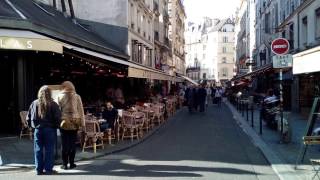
[168,0,186,75]
[185,18,236,84]
[235,0,256,76]
[38,0,186,77]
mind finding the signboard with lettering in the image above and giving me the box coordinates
[0,36,63,53]
[272,54,293,69]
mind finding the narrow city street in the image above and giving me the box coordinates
[0,103,279,180]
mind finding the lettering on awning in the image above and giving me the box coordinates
[0,36,63,53]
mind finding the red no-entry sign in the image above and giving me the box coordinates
[271,38,290,55]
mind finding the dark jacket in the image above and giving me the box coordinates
[27,100,62,129]
[102,108,118,129]
[198,88,207,102]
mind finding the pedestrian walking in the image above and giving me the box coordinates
[211,86,217,104]
[27,86,61,175]
[206,85,212,108]
[198,84,207,112]
[215,87,222,107]
[57,81,85,170]
[185,86,194,113]
[193,86,199,111]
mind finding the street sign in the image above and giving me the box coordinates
[272,54,293,69]
[271,38,290,55]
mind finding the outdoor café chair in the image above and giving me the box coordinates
[121,111,140,142]
[151,104,165,125]
[19,111,33,140]
[132,111,146,138]
[82,120,105,153]
[103,116,121,145]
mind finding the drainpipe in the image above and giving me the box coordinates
[67,0,75,19]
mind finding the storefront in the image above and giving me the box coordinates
[293,46,320,116]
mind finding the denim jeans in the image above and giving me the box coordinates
[34,127,56,173]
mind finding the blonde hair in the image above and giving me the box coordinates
[37,85,53,119]
[62,81,76,93]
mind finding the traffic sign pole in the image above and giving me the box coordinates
[280,69,284,137]
[271,38,290,143]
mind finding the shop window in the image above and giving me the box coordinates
[315,8,320,39]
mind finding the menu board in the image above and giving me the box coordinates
[48,85,62,103]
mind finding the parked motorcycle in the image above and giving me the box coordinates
[260,98,280,130]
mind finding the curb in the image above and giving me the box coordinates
[0,109,180,173]
[225,101,304,180]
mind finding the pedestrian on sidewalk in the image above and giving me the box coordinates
[206,85,212,108]
[57,81,85,170]
[185,85,194,113]
[27,86,62,175]
[198,84,207,112]
[193,86,199,111]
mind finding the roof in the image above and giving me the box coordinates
[0,0,128,60]
[208,18,235,32]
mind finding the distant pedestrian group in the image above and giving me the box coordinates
[27,81,85,175]
[184,85,224,113]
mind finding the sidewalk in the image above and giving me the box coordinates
[226,100,320,180]
[0,110,182,173]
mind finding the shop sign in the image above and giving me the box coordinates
[293,46,320,74]
[128,67,173,81]
[272,54,293,69]
[0,36,63,53]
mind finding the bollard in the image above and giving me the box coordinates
[259,111,262,135]
[241,101,245,117]
[246,103,249,121]
[251,106,254,128]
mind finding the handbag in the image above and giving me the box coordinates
[60,118,81,130]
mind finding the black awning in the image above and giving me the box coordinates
[232,64,273,81]
[0,0,128,60]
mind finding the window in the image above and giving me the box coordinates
[265,13,270,34]
[203,73,207,79]
[316,8,320,39]
[223,36,228,43]
[302,16,308,45]
[222,57,227,63]
[222,47,227,53]
[221,68,228,77]
[203,54,206,59]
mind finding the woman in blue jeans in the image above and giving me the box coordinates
[27,86,61,175]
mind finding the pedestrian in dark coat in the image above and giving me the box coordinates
[27,86,61,175]
[186,86,194,112]
[198,85,207,112]
[193,86,199,111]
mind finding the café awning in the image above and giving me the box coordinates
[232,64,273,81]
[0,29,63,53]
[293,46,320,74]
[178,75,199,86]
